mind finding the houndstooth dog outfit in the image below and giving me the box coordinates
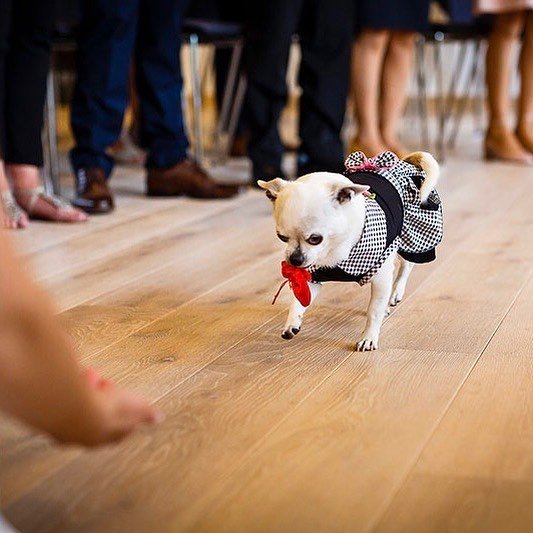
[310,151,443,286]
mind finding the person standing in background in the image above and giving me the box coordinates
[70,0,241,215]
[243,0,354,183]
[0,0,87,229]
[349,0,431,158]
[474,1,533,164]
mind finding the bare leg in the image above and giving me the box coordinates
[380,31,417,157]
[350,29,390,156]
[282,282,322,339]
[517,12,533,153]
[389,255,415,306]
[0,159,29,229]
[484,11,533,164]
[356,253,394,351]
[8,164,88,222]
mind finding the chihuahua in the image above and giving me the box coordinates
[258,150,443,351]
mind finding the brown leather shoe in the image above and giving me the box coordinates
[73,168,115,214]
[146,159,241,199]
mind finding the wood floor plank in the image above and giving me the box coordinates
[26,196,244,281]
[11,162,248,258]
[2,167,531,532]
[36,193,264,310]
[10,169,155,256]
[373,274,533,533]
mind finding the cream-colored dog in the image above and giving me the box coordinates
[258,151,442,351]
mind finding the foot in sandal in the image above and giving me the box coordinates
[14,187,89,223]
[8,164,88,223]
[1,189,29,229]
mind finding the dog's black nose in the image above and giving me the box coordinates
[289,250,305,267]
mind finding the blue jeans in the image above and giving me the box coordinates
[70,0,191,177]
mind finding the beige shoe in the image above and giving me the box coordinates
[516,128,533,155]
[484,129,533,165]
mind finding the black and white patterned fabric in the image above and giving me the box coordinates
[311,151,443,286]
[375,157,443,258]
[344,150,399,171]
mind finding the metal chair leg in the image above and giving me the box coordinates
[42,69,60,195]
[433,41,445,161]
[447,40,483,150]
[471,40,487,137]
[416,38,430,150]
[225,72,247,155]
[189,33,204,164]
[214,40,243,161]
[442,41,469,138]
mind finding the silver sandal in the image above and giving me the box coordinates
[14,186,77,218]
[1,189,27,227]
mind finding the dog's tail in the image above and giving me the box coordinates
[403,151,440,202]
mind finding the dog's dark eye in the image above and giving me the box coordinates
[307,234,323,245]
[277,233,289,243]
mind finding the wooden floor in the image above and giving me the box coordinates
[1,135,532,532]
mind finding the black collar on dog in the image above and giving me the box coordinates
[310,170,404,284]
[345,170,404,248]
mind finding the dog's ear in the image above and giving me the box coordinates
[257,178,288,201]
[333,184,370,204]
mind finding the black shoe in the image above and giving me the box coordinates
[296,153,344,176]
[250,164,287,188]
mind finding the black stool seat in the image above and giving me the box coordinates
[424,21,491,42]
[182,18,243,43]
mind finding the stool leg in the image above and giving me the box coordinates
[189,33,204,164]
[447,41,482,150]
[42,69,60,195]
[215,40,243,160]
[416,38,430,150]
[433,41,445,161]
[472,40,487,137]
[226,73,247,156]
[442,41,468,145]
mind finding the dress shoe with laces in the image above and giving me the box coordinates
[146,159,241,199]
[73,168,115,214]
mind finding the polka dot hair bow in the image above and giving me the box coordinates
[344,150,399,172]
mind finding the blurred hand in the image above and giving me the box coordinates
[81,368,163,445]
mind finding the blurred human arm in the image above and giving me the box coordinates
[0,229,161,445]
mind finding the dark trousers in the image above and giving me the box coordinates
[70,0,191,178]
[0,0,55,166]
[244,0,354,175]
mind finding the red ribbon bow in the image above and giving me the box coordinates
[344,150,399,172]
[272,261,312,307]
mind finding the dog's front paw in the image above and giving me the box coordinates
[281,326,301,340]
[389,288,405,307]
[355,337,379,351]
